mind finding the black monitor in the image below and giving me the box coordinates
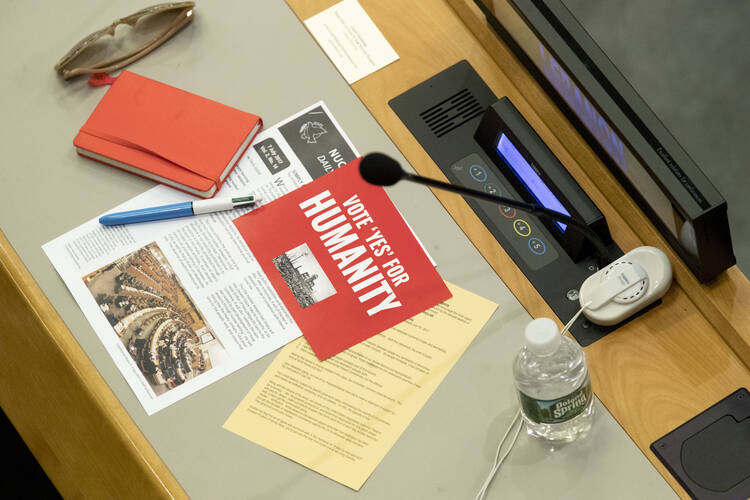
[473,0,735,282]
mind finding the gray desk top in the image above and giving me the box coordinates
[0,1,674,498]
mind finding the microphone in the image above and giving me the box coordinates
[359,152,614,266]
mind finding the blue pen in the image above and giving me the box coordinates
[99,195,258,226]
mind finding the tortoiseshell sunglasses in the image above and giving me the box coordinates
[55,2,195,80]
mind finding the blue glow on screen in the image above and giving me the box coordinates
[539,45,626,170]
[497,134,570,232]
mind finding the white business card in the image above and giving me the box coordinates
[304,0,399,84]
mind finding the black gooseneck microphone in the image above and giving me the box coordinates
[359,152,614,266]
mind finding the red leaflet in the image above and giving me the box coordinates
[234,159,451,359]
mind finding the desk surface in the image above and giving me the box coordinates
[0,1,745,498]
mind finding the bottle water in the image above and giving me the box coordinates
[513,317,594,442]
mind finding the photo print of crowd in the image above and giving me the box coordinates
[273,243,337,309]
[83,242,226,396]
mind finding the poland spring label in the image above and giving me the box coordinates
[519,378,592,424]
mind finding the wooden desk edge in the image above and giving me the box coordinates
[0,230,186,499]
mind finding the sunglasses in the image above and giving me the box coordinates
[55,2,195,80]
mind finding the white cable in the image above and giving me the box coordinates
[475,412,516,500]
[496,417,524,470]
[474,302,591,500]
[492,409,520,466]
[561,301,591,336]
[475,412,524,500]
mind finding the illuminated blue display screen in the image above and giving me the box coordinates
[539,45,626,169]
[497,133,570,232]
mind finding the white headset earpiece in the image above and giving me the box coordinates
[579,246,672,326]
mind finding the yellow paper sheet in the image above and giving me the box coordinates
[223,282,497,490]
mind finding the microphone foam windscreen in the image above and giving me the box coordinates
[359,153,404,186]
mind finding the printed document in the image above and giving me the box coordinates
[304,0,399,84]
[223,282,498,490]
[43,102,360,415]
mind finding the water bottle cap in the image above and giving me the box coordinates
[524,318,561,355]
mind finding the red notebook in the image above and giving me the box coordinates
[74,71,262,198]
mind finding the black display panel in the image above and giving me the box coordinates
[388,60,662,346]
[473,0,735,282]
[474,98,612,262]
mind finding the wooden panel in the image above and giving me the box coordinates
[285,1,750,498]
[0,230,186,499]
[447,0,750,368]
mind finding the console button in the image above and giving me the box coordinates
[469,164,487,182]
[513,219,531,237]
[483,182,500,195]
[528,237,546,255]
[499,205,516,218]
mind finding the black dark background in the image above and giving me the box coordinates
[1,407,60,499]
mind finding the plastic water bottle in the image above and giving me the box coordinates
[513,317,594,442]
